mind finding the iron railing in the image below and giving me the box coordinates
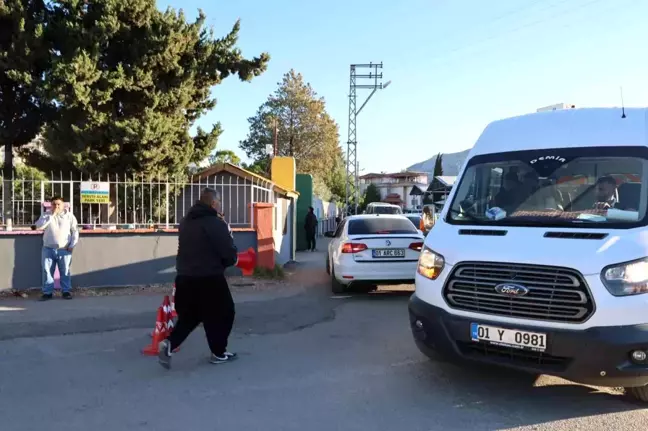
[0,172,275,229]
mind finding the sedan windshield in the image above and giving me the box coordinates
[447,146,648,228]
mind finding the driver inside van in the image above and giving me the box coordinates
[593,176,618,210]
[493,171,521,212]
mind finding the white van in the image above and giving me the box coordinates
[365,202,403,215]
[409,107,648,402]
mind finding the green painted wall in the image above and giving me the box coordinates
[295,174,313,251]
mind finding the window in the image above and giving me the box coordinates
[406,215,421,228]
[348,218,418,235]
[448,146,648,229]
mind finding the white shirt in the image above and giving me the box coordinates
[35,210,80,249]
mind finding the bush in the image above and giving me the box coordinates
[253,265,285,279]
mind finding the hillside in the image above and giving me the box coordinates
[407,148,471,177]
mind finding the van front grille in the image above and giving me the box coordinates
[442,262,594,323]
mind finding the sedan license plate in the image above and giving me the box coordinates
[470,323,547,352]
[372,248,405,258]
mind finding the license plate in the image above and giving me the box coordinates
[372,248,405,258]
[470,323,547,352]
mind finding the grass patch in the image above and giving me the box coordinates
[253,265,285,279]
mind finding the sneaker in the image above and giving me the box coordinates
[158,340,172,369]
[39,294,53,301]
[209,351,237,364]
[62,292,72,300]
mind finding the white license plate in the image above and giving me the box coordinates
[470,323,547,352]
[372,248,405,258]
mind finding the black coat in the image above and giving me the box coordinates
[305,212,318,233]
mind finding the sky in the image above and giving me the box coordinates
[157,0,648,174]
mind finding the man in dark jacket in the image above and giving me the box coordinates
[158,187,239,369]
[304,206,318,252]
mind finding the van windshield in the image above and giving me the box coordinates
[447,146,648,228]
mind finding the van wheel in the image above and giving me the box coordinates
[331,269,346,294]
[626,385,648,402]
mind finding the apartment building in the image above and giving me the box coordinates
[359,171,429,211]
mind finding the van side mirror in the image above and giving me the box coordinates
[324,231,335,238]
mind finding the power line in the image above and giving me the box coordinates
[428,0,636,69]
[429,0,609,63]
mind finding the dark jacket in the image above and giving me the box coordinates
[176,202,238,277]
[305,212,318,233]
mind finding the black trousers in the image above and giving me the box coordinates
[167,274,235,355]
[306,231,316,250]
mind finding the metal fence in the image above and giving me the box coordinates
[317,216,338,237]
[0,172,275,229]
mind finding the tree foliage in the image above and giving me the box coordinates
[0,0,51,174]
[209,149,241,166]
[433,152,444,177]
[239,69,343,199]
[18,0,269,178]
[362,183,381,210]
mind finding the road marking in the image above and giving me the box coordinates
[330,295,352,299]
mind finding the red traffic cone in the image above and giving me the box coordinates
[236,247,257,276]
[142,307,168,356]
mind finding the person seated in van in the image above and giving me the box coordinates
[593,176,618,210]
[492,171,522,213]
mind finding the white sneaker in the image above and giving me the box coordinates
[158,340,172,369]
[209,351,238,364]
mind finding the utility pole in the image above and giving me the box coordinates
[2,145,13,231]
[345,62,390,215]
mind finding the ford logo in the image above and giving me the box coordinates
[494,283,529,296]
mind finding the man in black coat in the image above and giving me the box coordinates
[304,206,318,252]
[158,187,239,369]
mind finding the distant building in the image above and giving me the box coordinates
[424,176,457,210]
[359,171,428,210]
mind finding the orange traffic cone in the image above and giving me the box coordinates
[142,306,167,356]
[161,294,180,353]
[150,295,173,337]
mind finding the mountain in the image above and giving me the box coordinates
[407,148,472,177]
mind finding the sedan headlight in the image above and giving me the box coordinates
[601,258,648,296]
[417,246,445,280]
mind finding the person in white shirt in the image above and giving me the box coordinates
[34,196,79,301]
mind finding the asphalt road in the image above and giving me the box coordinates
[1,284,647,429]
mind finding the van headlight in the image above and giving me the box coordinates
[601,258,648,296]
[417,246,445,280]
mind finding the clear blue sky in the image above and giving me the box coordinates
[157,0,648,173]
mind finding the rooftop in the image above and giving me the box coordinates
[360,170,428,180]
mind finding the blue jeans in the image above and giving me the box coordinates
[42,247,72,294]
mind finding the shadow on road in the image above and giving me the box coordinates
[402,352,644,429]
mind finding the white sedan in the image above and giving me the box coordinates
[324,214,425,293]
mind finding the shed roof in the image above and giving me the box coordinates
[194,163,298,198]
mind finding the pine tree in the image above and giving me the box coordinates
[0,0,51,225]
[19,0,269,178]
[362,183,381,210]
[433,153,444,177]
[239,69,343,198]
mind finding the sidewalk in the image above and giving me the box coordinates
[0,240,333,341]
[0,282,308,341]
